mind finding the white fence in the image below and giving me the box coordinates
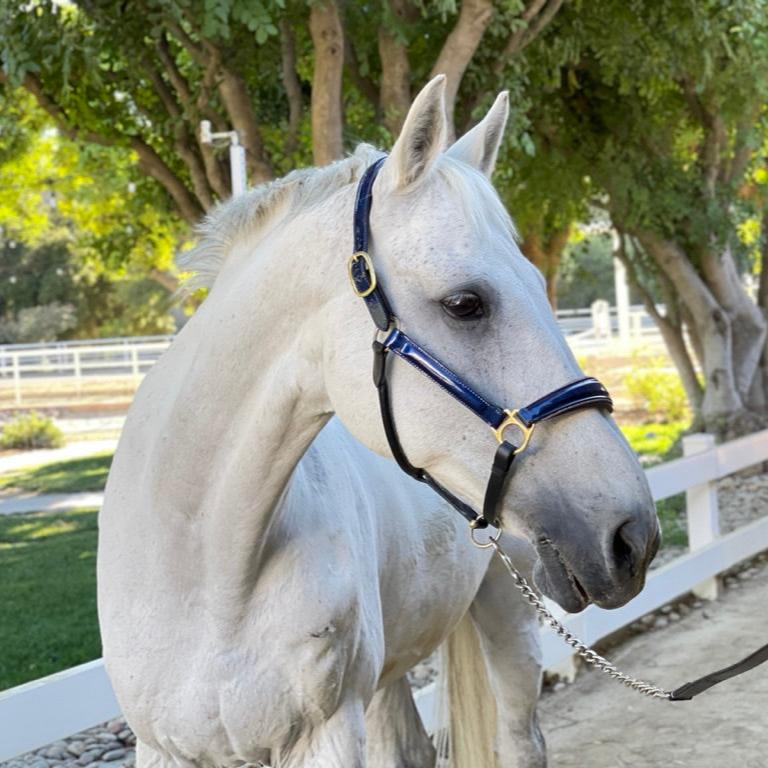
[1,428,767,759]
[0,336,173,405]
[0,306,663,405]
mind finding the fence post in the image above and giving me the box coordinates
[131,348,140,378]
[683,433,720,600]
[73,350,82,394]
[12,353,21,406]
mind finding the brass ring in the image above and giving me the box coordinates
[492,409,535,454]
[347,251,377,298]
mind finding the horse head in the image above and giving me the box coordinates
[326,76,660,613]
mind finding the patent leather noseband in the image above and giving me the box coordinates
[349,157,613,530]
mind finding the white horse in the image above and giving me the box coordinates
[98,76,659,768]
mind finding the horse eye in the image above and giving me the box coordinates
[440,291,485,320]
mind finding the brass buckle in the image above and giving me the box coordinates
[348,251,377,298]
[492,409,535,454]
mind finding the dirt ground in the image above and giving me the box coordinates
[539,561,768,768]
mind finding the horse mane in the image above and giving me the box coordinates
[179,143,383,289]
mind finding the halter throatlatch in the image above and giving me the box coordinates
[350,156,612,530]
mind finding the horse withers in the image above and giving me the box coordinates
[98,76,659,768]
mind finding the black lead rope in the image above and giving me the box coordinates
[351,156,768,702]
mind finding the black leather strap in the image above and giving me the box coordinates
[482,441,516,525]
[670,641,768,700]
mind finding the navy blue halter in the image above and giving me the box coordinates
[349,157,613,529]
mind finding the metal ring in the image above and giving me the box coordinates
[492,409,535,454]
[347,251,377,298]
[470,523,502,549]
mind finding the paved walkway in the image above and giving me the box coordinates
[0,491,104,515]
[0,440,117,474]
[540,555,768,767]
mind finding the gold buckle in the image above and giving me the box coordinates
[492,409,535,454]
[348,251,377,298]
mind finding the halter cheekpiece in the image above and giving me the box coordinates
[349,156,613,530]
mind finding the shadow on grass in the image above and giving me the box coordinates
[1,452,113,494]
[0,508,100,690]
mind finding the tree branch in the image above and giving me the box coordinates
[378,0,411,136]
[280,19,304,155]
[430,0,494,139]
[344,37,380,110]
[501,0,564,58]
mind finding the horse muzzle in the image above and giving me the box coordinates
[531,511,661,613]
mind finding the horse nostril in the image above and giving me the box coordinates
[612,520,638,575]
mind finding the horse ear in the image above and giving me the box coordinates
[446,91,509,178]
[382,74,447,190]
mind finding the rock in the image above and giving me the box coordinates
[101,750,126,762]
[117,730,133,743]
[641,614,656,627]
[553,681,566,692]
[738,570,753,580]
[678,603,692,616]
[702,610,712,619]
[669,611,681,621]
[693,600,704,609]
[660,605,673,614]
[654,617,669,630]
[67,742,86,758]
[78,750,103,766]
[107,720,125,735]
[44,748,66,761]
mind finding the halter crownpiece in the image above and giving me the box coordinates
[347,156,768,703]
[349,155,612,529]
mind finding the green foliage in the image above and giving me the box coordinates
[0,451,113,493]
[0,302,77,343]
[0,412,64,450]
[0,508,100,690]
[625,360,690,423]
[557,232,616,309]
[621,421,688,461]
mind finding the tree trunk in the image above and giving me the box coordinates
[310,0,345,166]
[378,0,411,136]
[430,0,494,140]
[635,230,758,433]
[521,225,569,309]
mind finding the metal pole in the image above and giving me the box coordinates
[612,230,631,343]
[200,121,247,198]
[229,142,247,198]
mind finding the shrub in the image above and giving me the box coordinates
[0,412,65,450]
[624,360,689,422]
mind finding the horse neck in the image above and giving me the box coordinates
[157,195,347,598]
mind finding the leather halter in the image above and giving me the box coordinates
[349,157,613,529]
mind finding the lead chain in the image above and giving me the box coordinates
[490,539,672,700]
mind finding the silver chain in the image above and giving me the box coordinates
[490,538,672,700]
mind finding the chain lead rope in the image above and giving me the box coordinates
[490,538,672,700]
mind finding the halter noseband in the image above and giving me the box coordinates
[349,157,613,530]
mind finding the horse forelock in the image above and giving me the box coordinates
[178,143,383,290]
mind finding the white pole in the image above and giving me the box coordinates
[200,121,247,198]
[612,231,631,344]
[229,142,247,198]
[683,433,720,600]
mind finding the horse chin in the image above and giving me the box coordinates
[532,546,591,614]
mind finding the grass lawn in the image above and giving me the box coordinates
[0,452,113,494]
[0,508,100,691]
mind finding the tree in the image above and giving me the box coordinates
[0,0,565,223]
[522,0,768,434]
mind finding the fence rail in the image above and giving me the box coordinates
[1,427,768,759]
[0,305,666,405]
